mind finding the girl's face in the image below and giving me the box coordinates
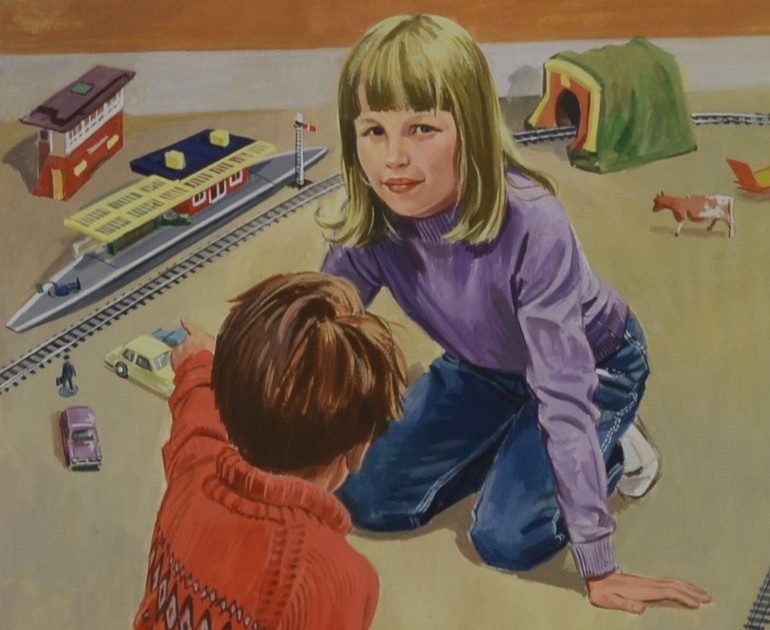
[355,87,459,219]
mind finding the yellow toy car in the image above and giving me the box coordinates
[104,334,175,397]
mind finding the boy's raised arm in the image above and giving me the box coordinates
[170,319,216,372]
[162,320,224,481]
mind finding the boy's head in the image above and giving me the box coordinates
[211,271,406,475]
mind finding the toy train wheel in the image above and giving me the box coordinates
[115,362,129,378]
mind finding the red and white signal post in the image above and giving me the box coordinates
[294,113,318,187]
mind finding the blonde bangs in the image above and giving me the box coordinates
[326,14,555,247]
[357,30,453,115]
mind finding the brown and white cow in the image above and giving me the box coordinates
[651,192,735,238]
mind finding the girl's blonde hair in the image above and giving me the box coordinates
[320,14,554,246]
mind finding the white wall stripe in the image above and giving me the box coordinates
[1,36,768,121]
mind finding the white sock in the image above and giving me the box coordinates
[619,424,644,473]
[617,420,660,498]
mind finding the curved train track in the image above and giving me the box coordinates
[2,111,769,395]
[0,174,341,394]
[512,112,770,146]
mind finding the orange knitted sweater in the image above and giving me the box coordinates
[134,351,379,630]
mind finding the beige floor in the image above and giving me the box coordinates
[1,89,769,629]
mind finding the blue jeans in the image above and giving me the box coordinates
[338,312,650,571]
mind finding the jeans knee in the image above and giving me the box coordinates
[468,519,565,572]
[351,507,426,532]
[639,358,651,386]
[340,487,429,533]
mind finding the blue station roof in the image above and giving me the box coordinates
[129,129,255,180]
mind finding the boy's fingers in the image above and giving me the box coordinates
[180,318,201,335]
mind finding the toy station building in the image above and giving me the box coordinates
[61,129,272,258]
[21,65,135,201]
[129,129,254,217]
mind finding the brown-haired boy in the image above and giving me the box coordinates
[134,271,407,630]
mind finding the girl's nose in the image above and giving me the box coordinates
[385,138,409,168]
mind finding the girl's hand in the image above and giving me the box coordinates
[170,319,216,371]
[585,571,712,614]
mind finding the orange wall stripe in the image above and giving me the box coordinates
[2,0,770,54]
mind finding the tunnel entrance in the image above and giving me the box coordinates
[555,90,581,127]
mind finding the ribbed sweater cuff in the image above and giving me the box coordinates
[571,536,618,579]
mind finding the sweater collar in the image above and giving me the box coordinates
[393,204,460,243]
[214,447,352,534]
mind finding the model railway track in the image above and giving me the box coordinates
[513,112,770,145]
[693,112,770,127]
[0,174,342,395]
[514,126,578,145]
[745,566,770,629]
[2,111,769,395]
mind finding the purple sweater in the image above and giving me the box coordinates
[321,173,629,578]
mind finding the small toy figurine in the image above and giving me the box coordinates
[651,191,735,237]
[36,278,82,297]
[56,355,78,397]
[156,211,192,227]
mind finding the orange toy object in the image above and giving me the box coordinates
[726,158,770,193]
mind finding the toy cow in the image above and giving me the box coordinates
[651,192,735,238]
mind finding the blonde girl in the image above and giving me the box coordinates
[320,14,710,614]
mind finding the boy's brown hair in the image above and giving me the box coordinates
[211,271,406,473]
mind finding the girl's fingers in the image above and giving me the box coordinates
[592,592,646,614]
[634,580,711,607]
[660,579,712,600]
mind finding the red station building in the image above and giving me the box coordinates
[128,128,255,218]
[20,65,135,201]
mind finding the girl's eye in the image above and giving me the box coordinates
[361,126,385,137]
[414,124,438,134]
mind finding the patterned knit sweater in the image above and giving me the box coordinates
[134,351,379,630]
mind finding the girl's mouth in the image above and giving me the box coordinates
[383,178,422,194]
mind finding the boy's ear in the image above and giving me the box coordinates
[345,440,372,474]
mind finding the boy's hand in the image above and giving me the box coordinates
[170,319,216,371]
[586,571,712,614]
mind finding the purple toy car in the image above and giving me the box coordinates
[60,405,102,470]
